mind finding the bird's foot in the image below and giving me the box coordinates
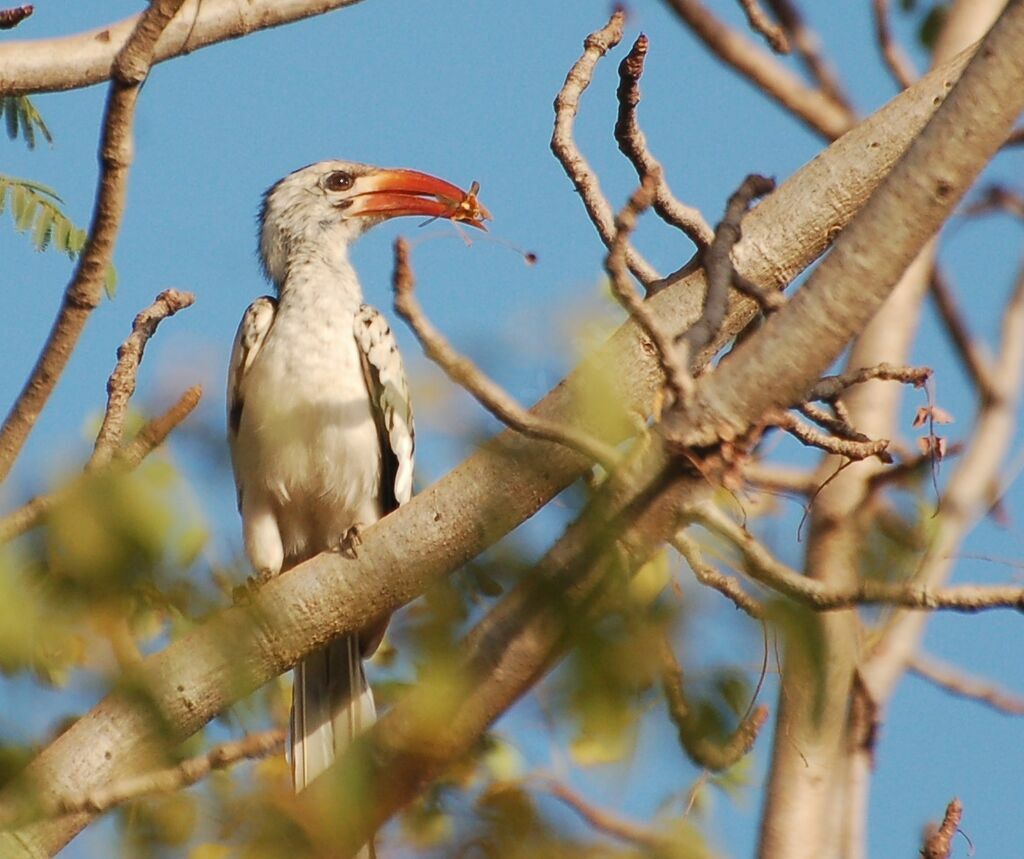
[232,568,276,605]
[336,524,365,559]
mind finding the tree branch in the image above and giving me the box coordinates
[0,0,366,96]
[738,0,789,53]
[910,652,1024,716]
[89,288,195,469]
[921,798,963,859]
[551,11,661,286]
[0,46,993,856]
[392,238,621,473]
[872,0,918,90]
[0,0,188,484]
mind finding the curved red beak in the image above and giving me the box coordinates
[345,168,491,230]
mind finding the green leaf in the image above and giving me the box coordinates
[32,205,54,251]
[1,97,53,150]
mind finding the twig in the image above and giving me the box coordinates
[662,0,854,140]
[731,271,786,313]
[797,402,873,442]
[89,289,195,469]
[605,179,693,405]
[0,0,187,484]
[614,34,714,248]
[928,266,997,399]
[921,798,963,859]
[0,385,202,543]
[692,506,1024,613]
[0,4,32,29]
[962,183,1024,221]
[738,0,789,53]
[673,531,764,619]
[808,363,932,401]
[392,239,620,473]
[1005,126,1024,148]
[763,0,852,109]
[741,462,818,496]
[536,777,668,851]
[910,652,1024,716]
[679,174,775,366]
[659,634,768,770]
[871,0,918,90]
[772,409,891,462]
[53,728,285,818]
[551,11,661,287]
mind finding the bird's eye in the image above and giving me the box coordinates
[323,171,354,192]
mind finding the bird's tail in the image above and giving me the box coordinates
[290,634,376,855]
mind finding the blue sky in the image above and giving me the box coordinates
[2,2,1023,856]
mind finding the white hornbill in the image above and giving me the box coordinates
[227,162,489,812]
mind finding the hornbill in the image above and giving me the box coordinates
[228,161,489,829]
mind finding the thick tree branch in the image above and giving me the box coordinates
[0,0,187,484]
[0,0,366,96]
[0,47,992,856]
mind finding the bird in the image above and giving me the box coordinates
[227,160,489,837]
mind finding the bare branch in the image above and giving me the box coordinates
[536,777,669,851]
[921,798,963,859]
[962,182,1024,220]
[808,363,932,401]
[910,652,1024,716]
[551,11,661,286]
[0,0,366,97]
[0,384,202,543]
[796,402,875,443]
[679,174,775,365]
[872,0,918,90]
[929,266,998,398]
[392,239,621,473]
[771,410,891,462]
[0,0,187,484]
[673,531,765,618]
[614,34,715,248]
[741,461,818,496]
[693,506,1024,613]
[764,0,852,109]
[605,179,693,404]
[89,289,195,469]
[659,633,768,769]
[50,729,285,819]
[0,4,32,30]
[662,0,855,139]
[738,0,789,53]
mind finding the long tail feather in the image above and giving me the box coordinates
[290,634,376,856]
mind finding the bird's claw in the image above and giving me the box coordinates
[337,524,364,559]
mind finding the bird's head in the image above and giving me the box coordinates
[258,160,490,285]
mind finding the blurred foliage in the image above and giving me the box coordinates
[1,97,52,149]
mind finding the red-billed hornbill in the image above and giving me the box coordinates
[228,162,488,814]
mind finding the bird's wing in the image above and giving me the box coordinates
[354,304,415,512]
[227,296,278,505]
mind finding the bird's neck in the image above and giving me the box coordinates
[274,241,364,314]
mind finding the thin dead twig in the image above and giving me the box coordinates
[673,531,764,618]
[0,0,187,484]
[662,0,854,140]
[0,384,202,543]
[911,651,1024,716]
[53,728,285,818]
[0,4,32,29]
[392,239,620,473]
[738,0,789,53]
[929,267,997,399]
[693,505,1024,613]
[679,174,775,367]
[741,462,818,496]
[773,405,891,463]
[808,362,932,401]
[605,179,693,405]
[921,798,963,859]
[797,402,874,443]
[614,34,714,248]
[872,0,918,90]
[962,183,1024,221]
[659,633,768,769]
[536,777,668,851]
[764,0,852,109]
[551,11,661,287]
[89,289,195,469]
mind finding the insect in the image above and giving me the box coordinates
[444,180,492,230]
